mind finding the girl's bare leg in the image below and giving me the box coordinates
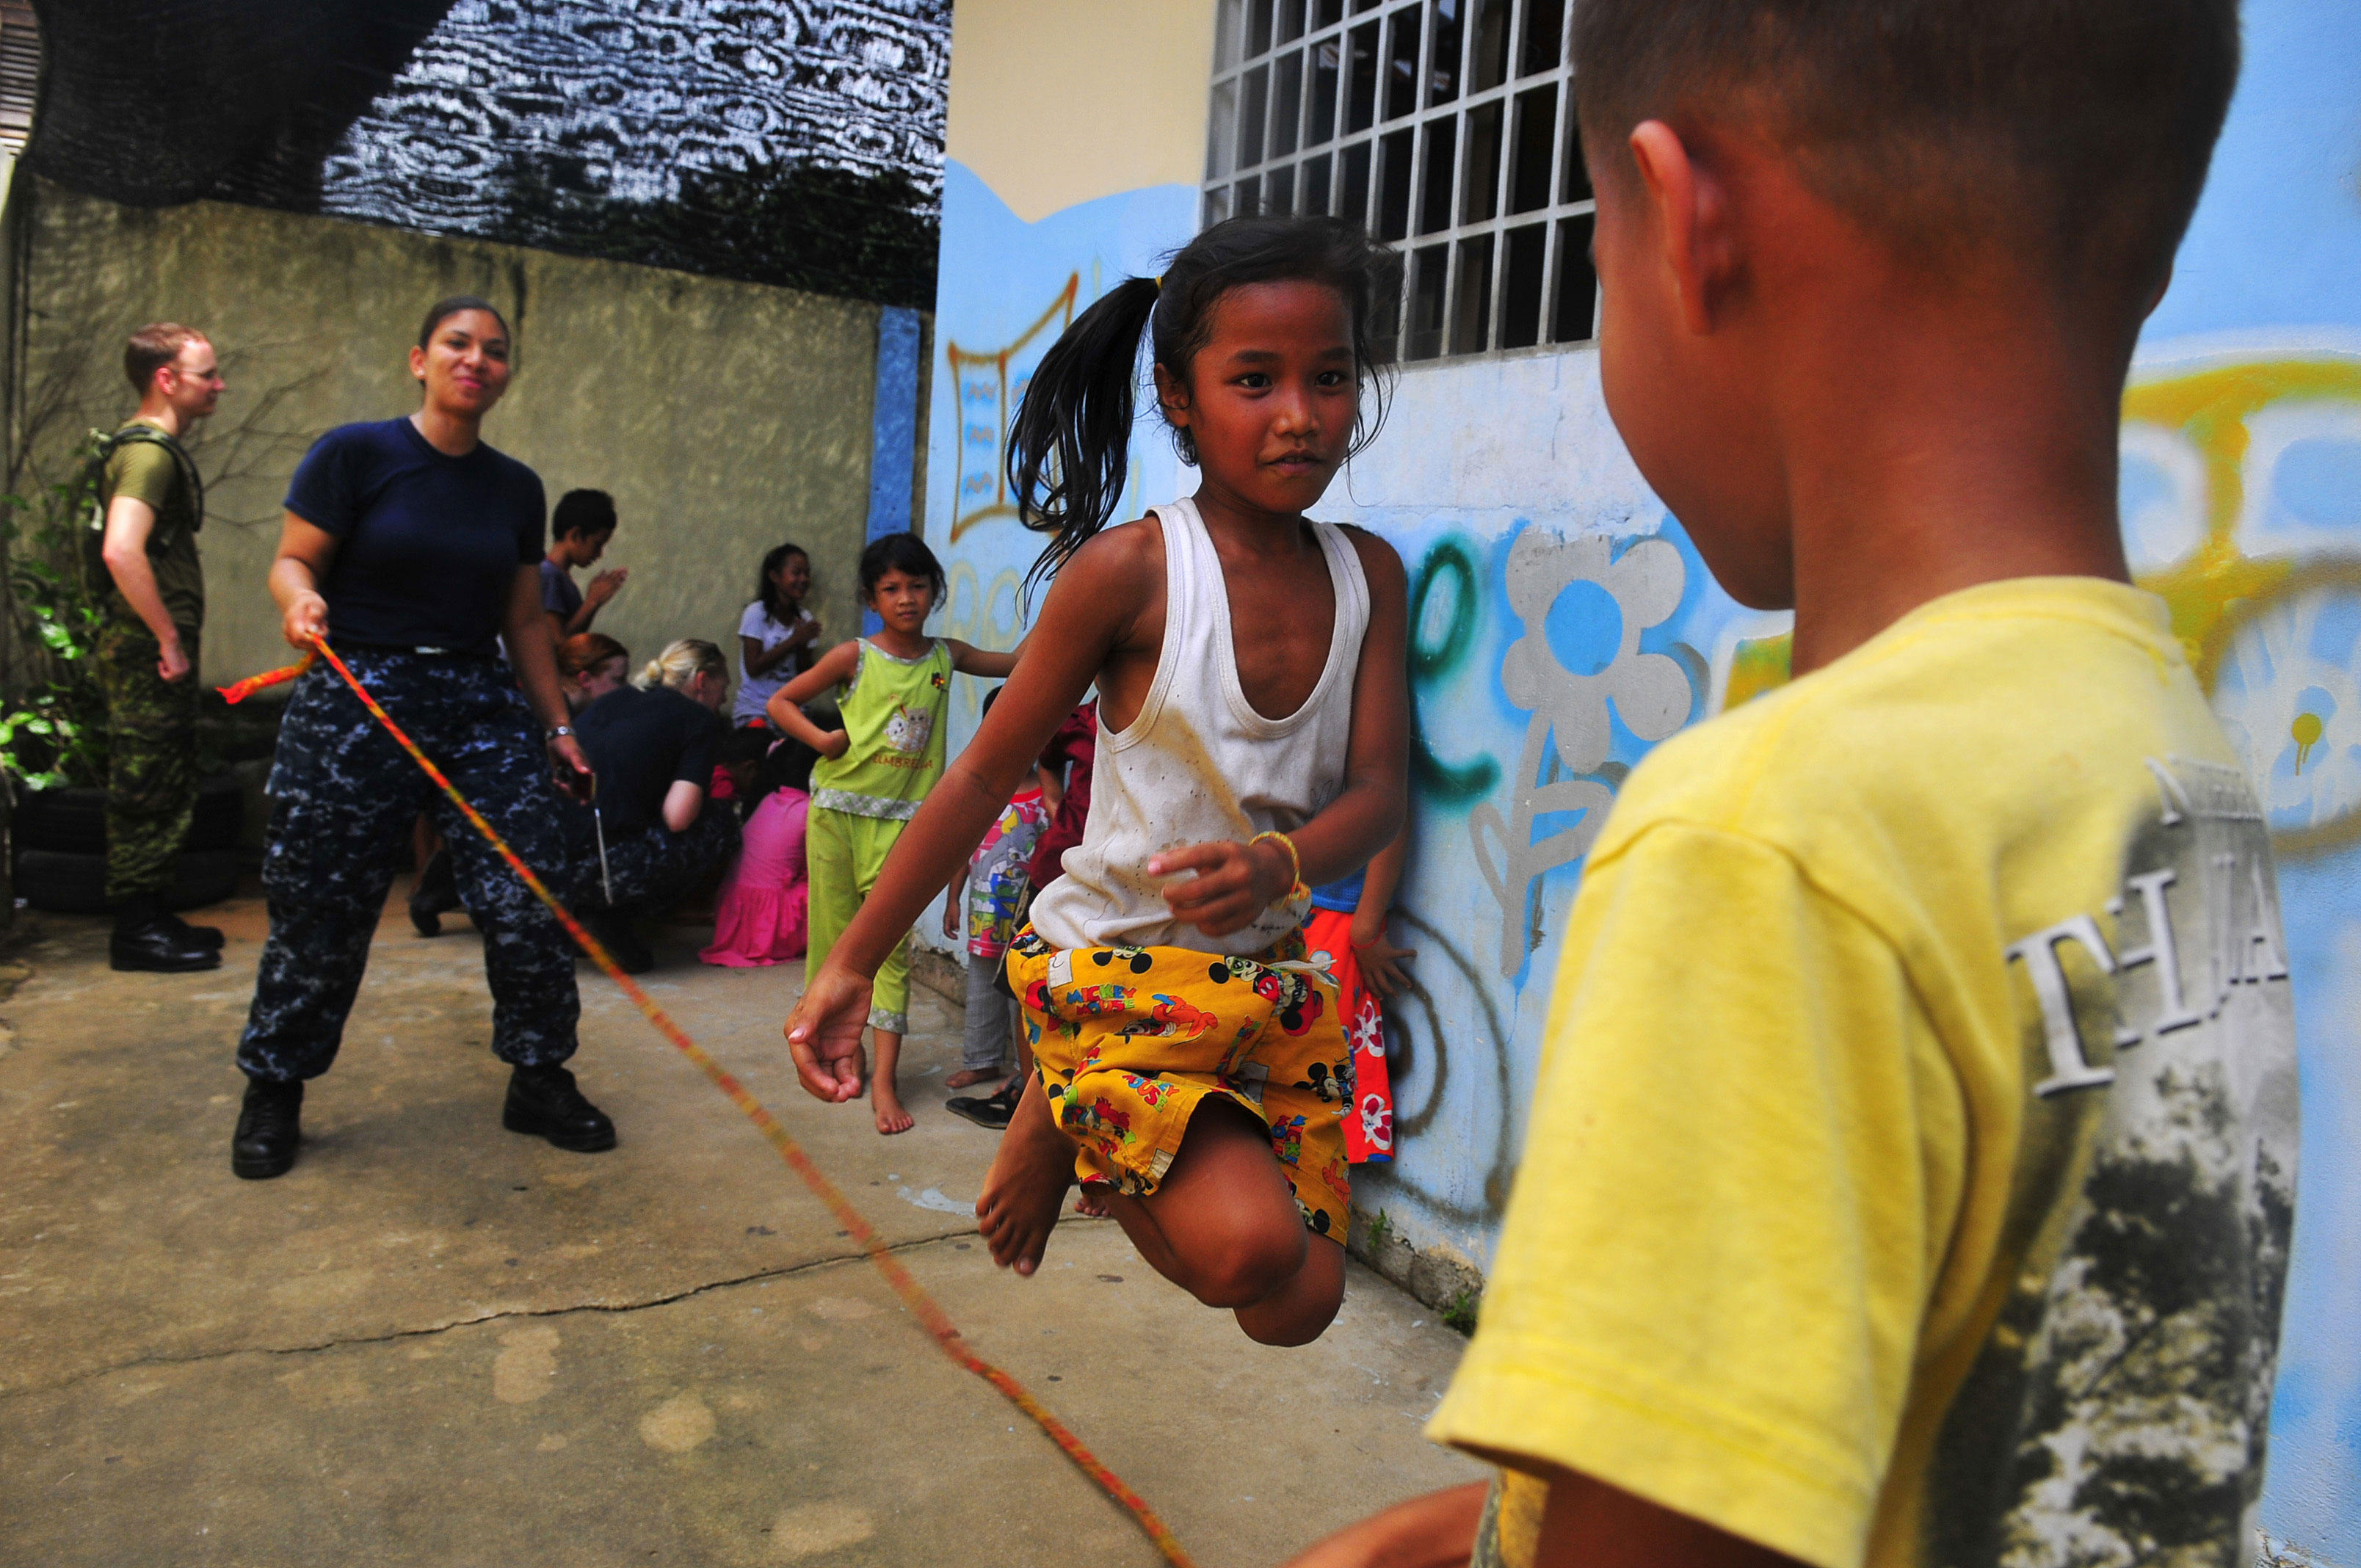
[871,1030,913,1134]
[1103,1098,1346,1346]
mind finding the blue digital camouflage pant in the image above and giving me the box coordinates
[239,650,580,1082]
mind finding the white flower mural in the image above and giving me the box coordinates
[1472,527,1695,976]
[1498,530,1694,772]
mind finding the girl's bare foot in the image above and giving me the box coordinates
[870,1030,912,1134]
[975,1076,1073,1274]
[873,1081,914,1135]
[944,1066,1000,1089]
[1073,1183,1113,1218]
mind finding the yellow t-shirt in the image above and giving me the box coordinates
[1428,578,2299,1568]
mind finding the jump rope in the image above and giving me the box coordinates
[223,636,1201,1568]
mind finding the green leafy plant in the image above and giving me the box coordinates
[1442,1287,1482,1337]
[1365,1208,1395,1249]
[2,433,116,791]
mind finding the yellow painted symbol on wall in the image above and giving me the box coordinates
[946,275,1080,542]
[1711,351,2361,857]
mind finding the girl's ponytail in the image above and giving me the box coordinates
[1007,275,1161,592]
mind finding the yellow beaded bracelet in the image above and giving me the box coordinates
[1248,830,1312,907]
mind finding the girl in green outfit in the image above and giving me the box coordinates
[768,534,1020,1133]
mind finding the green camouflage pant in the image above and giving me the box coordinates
[96,620,200,903]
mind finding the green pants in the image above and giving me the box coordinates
[96,620,200,904]
[805,805,912,1035]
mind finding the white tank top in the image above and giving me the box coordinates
[1029,496,1371,956]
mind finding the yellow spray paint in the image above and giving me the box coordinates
[1704,353,2361,854]
[2119,357,2361,680]
[2293,711,2324,774]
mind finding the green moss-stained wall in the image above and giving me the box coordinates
[6,178,919,689]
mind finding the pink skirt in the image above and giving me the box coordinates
[700,788,810,968]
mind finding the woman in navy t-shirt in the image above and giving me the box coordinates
[231,296,612,1181]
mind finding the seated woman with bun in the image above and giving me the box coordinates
[555,634,740,972]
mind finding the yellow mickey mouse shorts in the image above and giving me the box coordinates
[1006,926,1354,1241]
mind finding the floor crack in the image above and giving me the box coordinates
[0,1229,980,1399]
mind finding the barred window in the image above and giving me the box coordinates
[1204,0,1597,364]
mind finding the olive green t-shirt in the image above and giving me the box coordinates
[98,424,203,633]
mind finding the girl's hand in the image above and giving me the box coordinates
[785,964,873,1103]
[1349,921,1417,998]
[586,567,628,608]
[942,893,961,940]
[820,729,851,760]
[283,590,328,651]
[548,733,595,803]
[788,617,820,648]
[1150,837,1294,939]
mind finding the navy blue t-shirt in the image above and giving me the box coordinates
[572,685,721,835]
[284,418,545,654]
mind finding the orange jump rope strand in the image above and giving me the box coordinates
[217,651,315,705]
[290,634,1200,1568]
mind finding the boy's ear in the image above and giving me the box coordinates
[1628,120,1742,336]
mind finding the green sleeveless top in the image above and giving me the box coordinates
[808,638,952,820]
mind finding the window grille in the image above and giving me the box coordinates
[1203,0,1597,364]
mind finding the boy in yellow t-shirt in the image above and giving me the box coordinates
[1287,4,2297,1568]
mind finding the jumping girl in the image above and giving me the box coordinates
[784,217,1409,1346]
[768,533,1020,1135]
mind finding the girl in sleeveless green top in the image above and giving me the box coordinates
[767,534,1019,1133]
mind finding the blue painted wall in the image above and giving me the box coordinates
[863,304,925,633]
[924,3,2361,1550]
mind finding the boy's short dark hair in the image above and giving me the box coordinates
[125,322,203,393]
[858,531,945,602]
[552,489,617,540]
[1573,0,2239,295]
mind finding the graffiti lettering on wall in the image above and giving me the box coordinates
[946,275,1078,542]
[1407,537,1500,804]
[1468,527,1697,976]
[1377,910,1520,1222]
[2125,354,2361,858]
[1688,353,2361,862]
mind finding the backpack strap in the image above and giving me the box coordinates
[102,424,205,545]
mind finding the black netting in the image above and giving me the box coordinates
[24,0,948,310]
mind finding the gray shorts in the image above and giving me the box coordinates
[962,952,1019,1070]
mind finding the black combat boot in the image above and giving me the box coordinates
[164,911,225,950]
[111,894,222,973]
[503,1062,617,1152]
[231,1076,303,1179]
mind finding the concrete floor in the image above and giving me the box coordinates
[0,883,1481,1567]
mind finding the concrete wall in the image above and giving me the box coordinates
[4,179,925,691]
[925,0,2361,1556]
